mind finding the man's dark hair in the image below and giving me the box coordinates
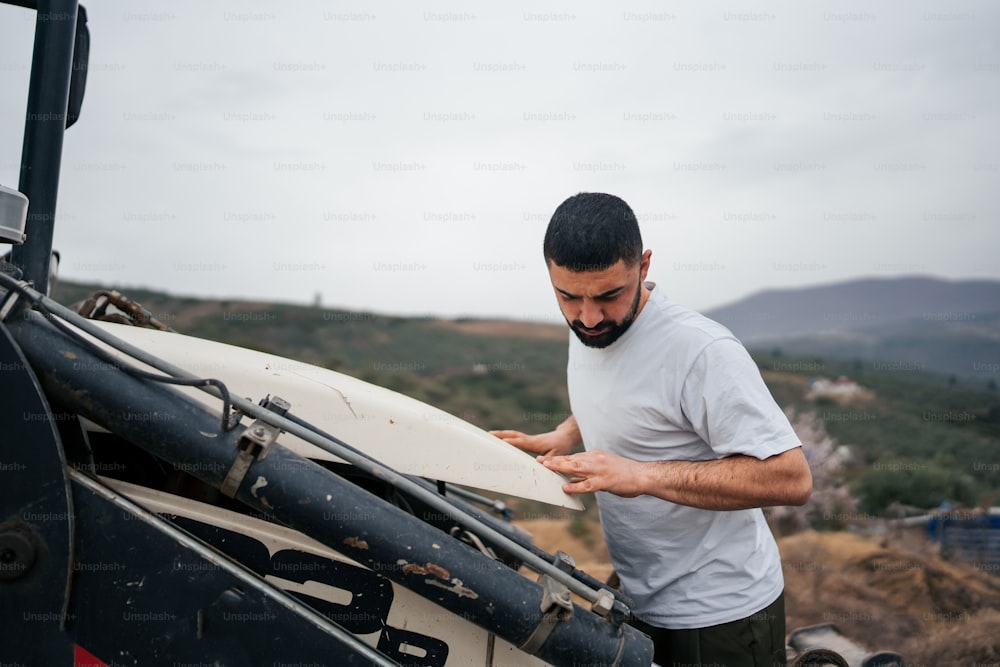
[543,192,643,271]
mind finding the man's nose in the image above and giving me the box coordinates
[579,300,604,328]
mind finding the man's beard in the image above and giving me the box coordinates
[568,283,642,349]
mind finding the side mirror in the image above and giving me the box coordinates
[66,5,89,128]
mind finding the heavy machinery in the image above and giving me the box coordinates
[0,3,907,666]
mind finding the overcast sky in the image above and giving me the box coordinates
[1,1,997,323]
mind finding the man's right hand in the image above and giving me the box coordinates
[490,415,580,460]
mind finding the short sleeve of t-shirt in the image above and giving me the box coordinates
[679,338,801,460]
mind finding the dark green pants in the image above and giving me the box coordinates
[632,592,787,667]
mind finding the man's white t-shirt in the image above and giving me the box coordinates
[567,284,802,629]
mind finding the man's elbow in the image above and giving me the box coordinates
[787,467,813,506]
[773,447,812,506]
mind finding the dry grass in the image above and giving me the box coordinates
[780,530,1000,664]
[906,607,1000,666]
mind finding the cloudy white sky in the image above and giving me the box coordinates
[1,1,997,323]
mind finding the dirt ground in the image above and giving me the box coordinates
[513,518,1000,665]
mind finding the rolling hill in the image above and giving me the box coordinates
[704,276,1000,381]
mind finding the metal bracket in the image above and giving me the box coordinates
[519,571,574,654]
[539,572,573,614]
[220,418,280,498]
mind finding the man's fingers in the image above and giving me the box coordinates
[539,456,566,471]
[541,454,583,473]
[489,429,523,440]
[491,430,534,451]
[562,477,597,494]
[543,456,598,492]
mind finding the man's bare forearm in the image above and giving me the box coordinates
[540,446,813,510]
[637,450,812,510]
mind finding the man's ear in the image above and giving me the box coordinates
[639,249,652,281]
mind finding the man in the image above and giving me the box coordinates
[492,192,812,667]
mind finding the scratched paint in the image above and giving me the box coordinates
[426,578,478,600]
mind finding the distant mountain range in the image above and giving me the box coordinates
[704,276,1000,381]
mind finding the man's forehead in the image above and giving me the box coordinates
[548,260,635,294]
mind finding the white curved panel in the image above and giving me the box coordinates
[86,321,581,510]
